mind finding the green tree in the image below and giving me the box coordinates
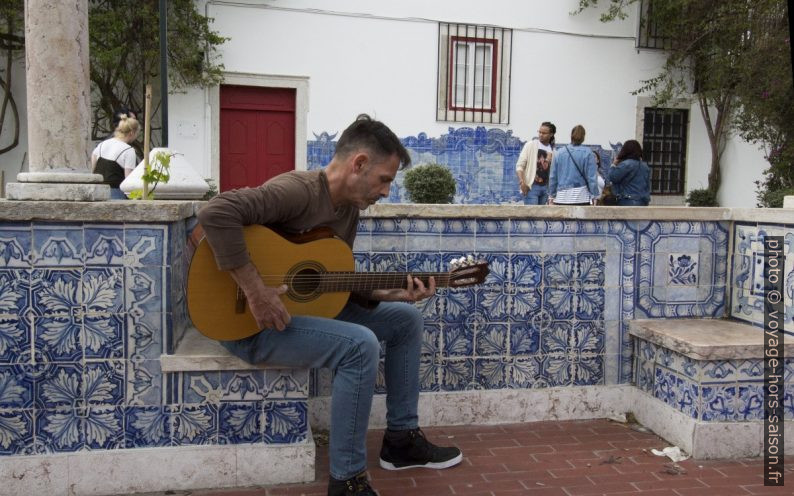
[575,0,792,203]
[0,0,24,156]
[729,2,793,206]
[89,0,227,143]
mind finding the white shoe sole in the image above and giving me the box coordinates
[379,453,463,471]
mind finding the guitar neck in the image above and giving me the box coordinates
[321,272,451,292]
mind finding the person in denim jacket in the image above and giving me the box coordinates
[608,140,651,206]
[548,125,600,205]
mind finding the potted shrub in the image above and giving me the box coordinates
[403,163,456,204]
[685,188,718,207]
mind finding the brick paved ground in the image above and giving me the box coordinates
[135,419,794,496]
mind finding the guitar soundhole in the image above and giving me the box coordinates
[287,261,325,303]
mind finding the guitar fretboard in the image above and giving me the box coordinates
[310,272,452,292]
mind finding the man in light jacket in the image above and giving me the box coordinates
[516,121,556,204]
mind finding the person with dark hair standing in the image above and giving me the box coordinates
[608,139,652,206]
[516,121,556,204]
[547,125,600,205]
[197,114,463,496]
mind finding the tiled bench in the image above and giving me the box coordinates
[160,327,315,485]
[629,319,794,458]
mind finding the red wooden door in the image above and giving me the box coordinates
[220,85,296,191]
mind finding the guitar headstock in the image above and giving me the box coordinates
[448,255,489,288]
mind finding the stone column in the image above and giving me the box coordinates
[6,0,108,201]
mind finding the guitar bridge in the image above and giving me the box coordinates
[235,286,246,314]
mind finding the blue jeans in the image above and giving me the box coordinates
[616,198,646,206]
[221,301,422,480]
[109,188,127,199]
[524,184,548,205]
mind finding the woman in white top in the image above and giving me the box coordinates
[91,114,140,199]
[515,121,555,205]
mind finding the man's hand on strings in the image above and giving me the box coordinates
[230,262,291,331]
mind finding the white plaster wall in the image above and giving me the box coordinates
[684,104,766,208]
[167,0,768,206]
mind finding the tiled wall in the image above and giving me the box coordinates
[308,127,616,204]
[731,223,794,333]
[0,221,307,456]
[349,218,729,394]
[634,338,794,421]
[4,215,786,456]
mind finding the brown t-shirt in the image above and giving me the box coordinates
[197,169,359,271]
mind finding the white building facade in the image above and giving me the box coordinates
[1,0,769,206]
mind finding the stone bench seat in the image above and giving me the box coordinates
[629,318,794,361]
[160,326,283,372]
[628,318,794,459]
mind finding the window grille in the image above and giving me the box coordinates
[642,108,688,195]
[637,0,672,50]
[437,23,511,124]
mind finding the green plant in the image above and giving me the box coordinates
[403,163,456,204]
[89,0,228,142]
[757,186,794,208]
[128,150,172,199]
[575,0,792,201]
[202,178,218,200]
[686,188,718,207]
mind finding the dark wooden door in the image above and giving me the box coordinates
[220,85,296,191]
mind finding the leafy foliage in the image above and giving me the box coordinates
[575,0,793,205]
[128,150,172,200]
[403,163,457,204]
[685,188,718,207]
[88,0,228,143]
[201,178,218,201]
[756,186,794,209]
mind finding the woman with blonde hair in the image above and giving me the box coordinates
[91,113,140,199]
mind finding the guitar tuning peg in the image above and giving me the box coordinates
[466,255,475,264]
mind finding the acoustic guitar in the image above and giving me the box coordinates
[186,225,489,340]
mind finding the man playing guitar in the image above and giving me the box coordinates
[197,114,463,496]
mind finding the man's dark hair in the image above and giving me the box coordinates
[540,121,556,146]
[335,114,411,168]
[616,139,644,162]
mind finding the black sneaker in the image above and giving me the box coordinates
[379,427,463,470]
[327,471,378,496]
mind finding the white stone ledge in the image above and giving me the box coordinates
[631,388,794,459]
[362,203,794,223]
[309,385,635,431]
[0,199,199,222]
[2,201,787,224]
[0,440,315,496]
[629,319,794,360]
[161,326,283,371]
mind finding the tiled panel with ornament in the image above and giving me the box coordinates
[360,217,639,394]
[731,223,794,333]
[633,337,794,421]
[0,219,310,457]
[307,127,618,205]
[635,221,729,319]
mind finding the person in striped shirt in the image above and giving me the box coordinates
[547,125,600,205]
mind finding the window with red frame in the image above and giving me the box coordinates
[437,23,511,124]
[449,37,496,112]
